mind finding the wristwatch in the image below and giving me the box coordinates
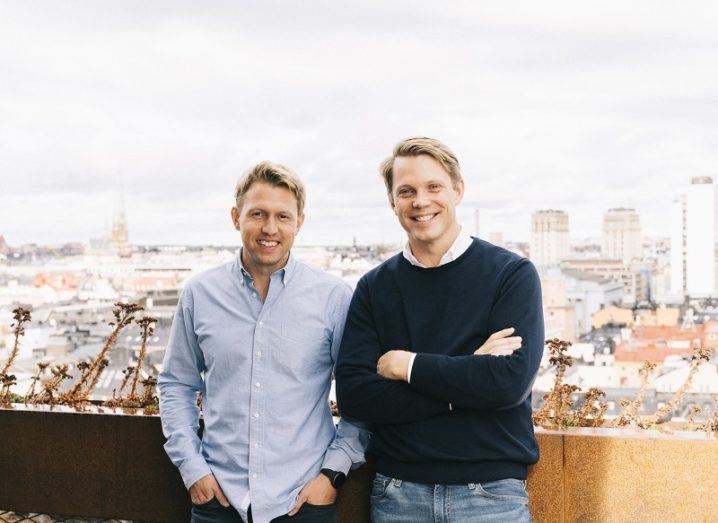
[320,468,347,488]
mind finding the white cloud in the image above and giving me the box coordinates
[1,0,717,245]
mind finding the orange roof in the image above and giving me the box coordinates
[614,324,702,362]
[33,272,85,291]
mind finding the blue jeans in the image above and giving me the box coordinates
[370,473,531,523]
[190,498,336,523]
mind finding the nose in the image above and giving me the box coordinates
[412,190,430,208]
[262,217,278,235]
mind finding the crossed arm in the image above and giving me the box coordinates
[336,260,544,419]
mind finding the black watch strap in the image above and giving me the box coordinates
[320,468,346,488]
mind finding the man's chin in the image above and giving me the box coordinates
[408,230,441,245]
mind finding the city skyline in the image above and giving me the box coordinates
[2,1,718,246]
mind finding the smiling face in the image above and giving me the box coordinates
[231,181,304,277]
[390,154,464,253]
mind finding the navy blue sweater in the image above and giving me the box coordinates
[335,238,544,484]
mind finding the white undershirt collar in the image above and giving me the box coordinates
[402,227,473,268]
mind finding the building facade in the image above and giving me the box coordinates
[530,210,569,268]
[602,208,642,264]
[671,177,715,298]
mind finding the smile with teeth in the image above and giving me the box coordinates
[257,240,279,247]
[412,213,438,222]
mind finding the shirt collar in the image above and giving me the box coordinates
[402,227,473,268]
[234,249,298,286]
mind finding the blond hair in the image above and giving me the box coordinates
[234,161,306,214]
[379,137,462,194]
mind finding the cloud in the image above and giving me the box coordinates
[1,1,717,245]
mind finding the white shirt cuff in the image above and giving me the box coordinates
[406,353,417,383]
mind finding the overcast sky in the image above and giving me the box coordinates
[1,1,717,247]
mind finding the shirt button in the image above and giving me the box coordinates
[256,351,261,357]
[252,473,257,479]
[254,443,259,448]
[253,412,259,418]
[258,321,264,326]
[255,382,261,388]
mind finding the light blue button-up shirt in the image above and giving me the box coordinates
[159,253,369,523]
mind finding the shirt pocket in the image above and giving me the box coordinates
[280,320,329,374]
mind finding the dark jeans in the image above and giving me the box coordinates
[190,498,336,523]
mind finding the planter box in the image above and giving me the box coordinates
[1,406,716,522]
[529,427,718,522]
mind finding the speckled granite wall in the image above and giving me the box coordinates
[528,432,564,522]
[340,429,718,523]
[1,407,715,522]
[559,428,718,523]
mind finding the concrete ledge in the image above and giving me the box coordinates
[1,406,716,522]
[551,427,718,522]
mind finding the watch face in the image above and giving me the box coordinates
[333,472,346,488]
[322,468,346,488]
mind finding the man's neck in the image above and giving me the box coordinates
[408,224,461,268]
[241,250,289,300]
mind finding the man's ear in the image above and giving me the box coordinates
[388,193,397,215]
[454,179,465,205]
[296,212,305,232]
[230,206,241,231]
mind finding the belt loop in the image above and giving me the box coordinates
[393,478,402,487]
[468,483,476,490]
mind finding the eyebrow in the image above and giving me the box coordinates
[246,206,295,216]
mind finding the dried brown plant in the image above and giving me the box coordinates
[533,339,576,428]
[1,307,32,376]
[63,301,143,405]
[700,396,718,436]
[610,361,658,428]
[129,316,156,397]
[0,374,18,407]
[685,404,702,431]
[118,365,135,395]
[24,362,49,405]
[637,346,713,430]
[32,364,71,404]
[103,315,158,413]
[140,375,159,413]
[573,387,608,428]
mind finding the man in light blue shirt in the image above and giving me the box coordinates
[159,161,368,523]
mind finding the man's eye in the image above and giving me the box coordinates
[429,184,441,191]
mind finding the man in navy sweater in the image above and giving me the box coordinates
[335,137,543,522]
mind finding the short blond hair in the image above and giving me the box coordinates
[234,161,306,215]
[379,137,462,194]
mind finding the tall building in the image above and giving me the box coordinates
[112,188,132,258]
[530,210,569,268]
[670,195,687,296]
[602,208,641,264]
[670,177,715,298]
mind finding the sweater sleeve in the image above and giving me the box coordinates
[408,259,544,410]
[335,276,451,423]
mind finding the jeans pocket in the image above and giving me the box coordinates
[474,479,529,505]
[192,496,219,507]
[370,473,392,500]
[304,502,336,509]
